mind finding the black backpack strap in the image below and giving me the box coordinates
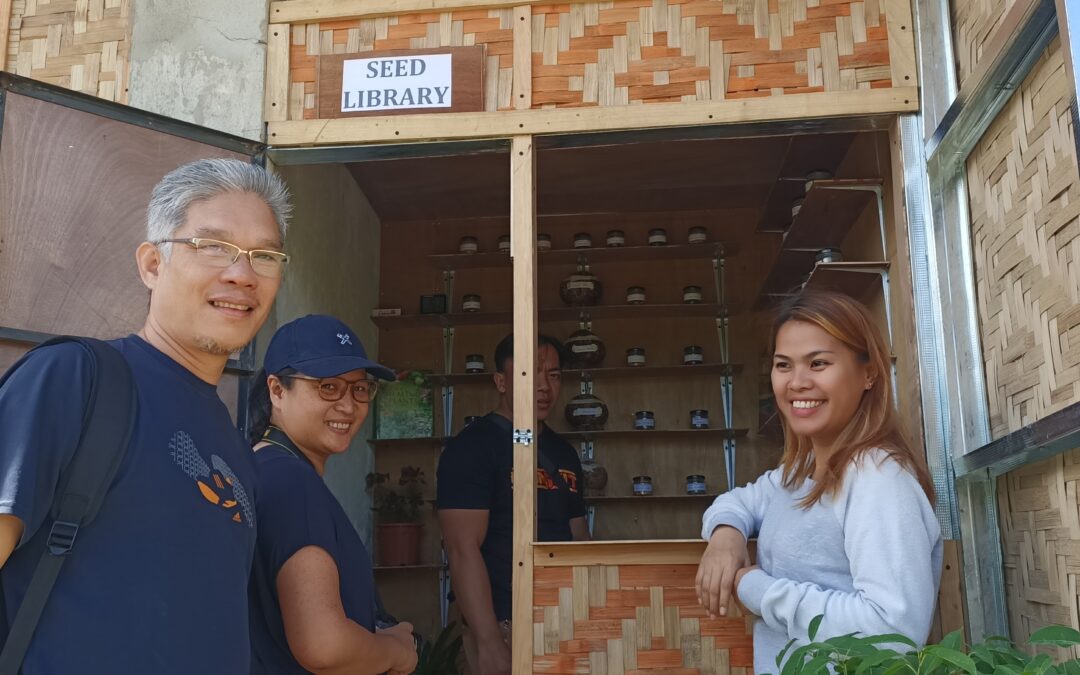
[0,337,136,674]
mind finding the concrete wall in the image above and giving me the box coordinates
[127,0,268,140]
[257,162,382,545]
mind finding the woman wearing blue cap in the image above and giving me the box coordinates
[246,314,417,675]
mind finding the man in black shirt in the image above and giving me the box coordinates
[437,333,589,675]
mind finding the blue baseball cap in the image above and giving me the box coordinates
[263,315,395,381]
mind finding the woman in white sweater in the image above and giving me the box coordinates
[696,290,942,674]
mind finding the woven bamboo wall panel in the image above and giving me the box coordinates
[5,0,130,102]
[997,449,1080,658]
[532,563,754,674]
[967,37,1080,438]
[286,10,516,118]
[950,0,1019,89]
[530,0,892,107]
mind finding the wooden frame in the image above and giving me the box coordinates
[264,0,921,145]
[271,0,554,24]
[511,133,538,672]
[267,87,917,145]
[0,0,12,72]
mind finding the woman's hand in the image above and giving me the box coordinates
[695,525,750,618]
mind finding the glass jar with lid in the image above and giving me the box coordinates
[559,261,602,306]
[606,230,626,247]
[565,321,606,368]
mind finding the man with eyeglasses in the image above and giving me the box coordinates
[0,158,291,674]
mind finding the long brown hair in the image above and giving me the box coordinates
[769,290,934,508]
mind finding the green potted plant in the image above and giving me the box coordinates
[775,615,1080,675]
[366,466,426,567]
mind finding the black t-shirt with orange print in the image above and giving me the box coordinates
[437,413,587,621]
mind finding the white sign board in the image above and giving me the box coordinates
[340,54,453,113]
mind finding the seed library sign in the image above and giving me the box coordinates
[318,47,485,118]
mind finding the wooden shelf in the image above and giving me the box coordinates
[559,428,748,441]
[587,494,719,502]
[803,261,890,301]
[429,363,743,386]
[758,259,890,305]
[374,564,445,572]
[371,303,733,328]
[369,437,444,447]
[429,241,735,270]
[755,134,860,233]
[781,178,881,250]
[370,428,748,447]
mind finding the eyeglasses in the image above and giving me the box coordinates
[155,238,289,278]
[283,374,379,403]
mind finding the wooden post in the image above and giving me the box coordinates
[265,23,291,122]
[0,0,13,73]
[512,5,532,110]
[510,133,537,673]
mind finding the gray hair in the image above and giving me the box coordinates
[147,159,292,255]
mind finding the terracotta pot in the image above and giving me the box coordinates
[376,523,422,566]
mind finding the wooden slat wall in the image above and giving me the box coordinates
[5,0,130,102]
[286,9,517,118]
[997,449,1080,659]
[967,37,1080,439]
[532,563,754,674]
[530,0,891,107]
[282,0,913,118]
[950,0,1019,90]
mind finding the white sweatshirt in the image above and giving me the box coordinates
[701,450,943,674]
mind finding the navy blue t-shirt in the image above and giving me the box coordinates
[436,413,587,621]
[0,335,257,674]
[249,444,376,674]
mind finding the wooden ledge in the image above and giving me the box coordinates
[267,88,919,147]
[534,540,707,567]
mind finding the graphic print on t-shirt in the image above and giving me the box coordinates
[169,430,254,527]
[509,468,581,492]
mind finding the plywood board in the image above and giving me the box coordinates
[0,92,244,339]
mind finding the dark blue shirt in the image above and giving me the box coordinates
[0,335,257,674]
[436,414,587,621]
[249,444,376,674]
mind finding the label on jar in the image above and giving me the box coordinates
[572,407,603,417]
[498,242,510,252]
[634,417,655,430]
[648,233,667,244]
[571,343,599,353]
[566,281,596,290]
[692,413,709,427]
[627,292,646,303]
[627,354,646,365]
[463,300,482,311]
[465,360,485,370]
[684,353,704,364]
[683,290,703,302]
[460,242,478,253]
[573,239,591,248]
[607,235,625,246]
[688,232,707,244]
[633,483,653,495]
[687,480,707,494]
